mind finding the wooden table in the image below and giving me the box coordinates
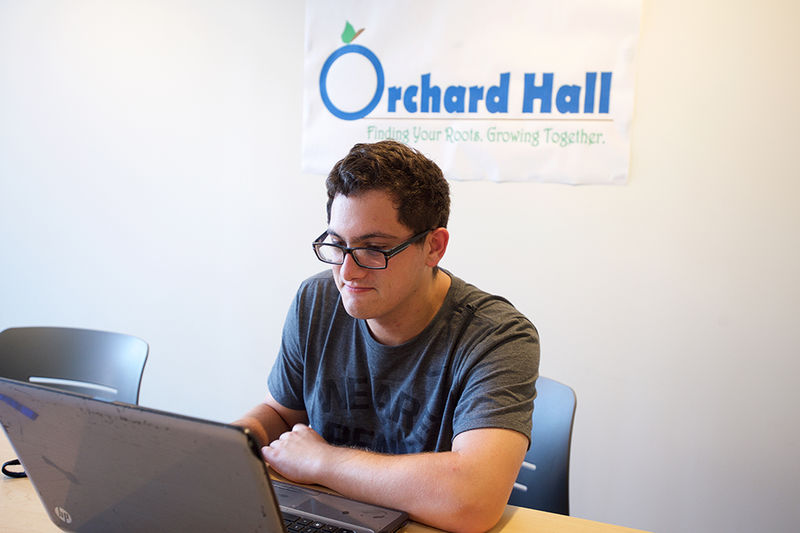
[1,434,648,532]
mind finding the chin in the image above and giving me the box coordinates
[341,293,385,320]
[341,301,373,320]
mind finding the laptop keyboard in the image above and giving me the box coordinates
[282,511,357,533]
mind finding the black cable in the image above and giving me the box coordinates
[2,458,27,478]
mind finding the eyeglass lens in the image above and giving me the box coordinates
[315,243,386,268]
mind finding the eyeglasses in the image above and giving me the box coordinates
[312,229,432,270]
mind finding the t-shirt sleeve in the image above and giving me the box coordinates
[451,313,540,443]
[267,289,308,411]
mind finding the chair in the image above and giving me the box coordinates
[508,376,576,515]
[0,326,149,478]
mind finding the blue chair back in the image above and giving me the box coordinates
[508,376,576,515]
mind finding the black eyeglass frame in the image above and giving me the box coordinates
[312,229,433,270]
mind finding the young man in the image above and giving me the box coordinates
[237,141,539,532]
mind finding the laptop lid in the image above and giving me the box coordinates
[0,377,407,533]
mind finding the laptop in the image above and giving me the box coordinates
[0,377,408,533]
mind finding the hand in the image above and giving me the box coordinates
[261,424,333,485]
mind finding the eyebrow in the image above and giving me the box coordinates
[326,229,399,243]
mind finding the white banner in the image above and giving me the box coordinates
[302,0,641,185]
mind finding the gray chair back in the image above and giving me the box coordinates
[0,326,148,404]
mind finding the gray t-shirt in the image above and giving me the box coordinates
[268,270,539,454]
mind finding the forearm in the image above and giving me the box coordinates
[233,402,295,448]
[263,425,526,532]
[319,446,507,533]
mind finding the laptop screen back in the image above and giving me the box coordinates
[0,377,285,532]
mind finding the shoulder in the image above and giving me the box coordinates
[447,272,536,330]
[285,270,341,320]
[440,272,539,364]
[300,269,335,286]
[295,270,338,298]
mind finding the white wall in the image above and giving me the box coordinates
[1,2,798,532]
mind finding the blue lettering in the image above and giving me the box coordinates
[319,44,383,120]
[584,72,597,113]
[403,85,418,113]
[420,74,441,113]
[387,86,402,112]
[599,72,612,113]
[468,85,485,112]
[320,47,612,118]
[486,73,509,113]
[522,73,553,113]
[319,44,384,120]
[556,84,581,113]
[444,85,466,113]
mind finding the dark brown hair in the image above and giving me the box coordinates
[326,141,450,233]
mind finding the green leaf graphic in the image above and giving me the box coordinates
[341,21,364,44]
[342,21,356,43]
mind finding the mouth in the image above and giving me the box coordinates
[341,284,373,294]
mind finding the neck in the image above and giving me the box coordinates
[367,270,452,346]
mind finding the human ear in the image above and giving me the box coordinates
[425,228,449,267]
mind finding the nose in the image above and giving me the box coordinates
[338,250,366,280]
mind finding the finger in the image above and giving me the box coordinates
[261,445,272,461]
